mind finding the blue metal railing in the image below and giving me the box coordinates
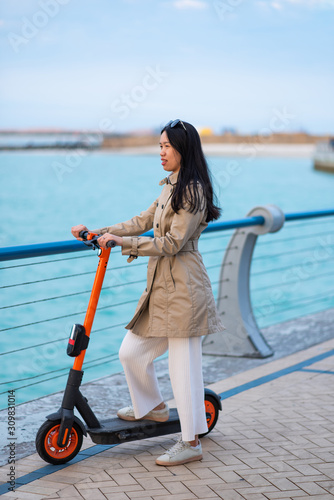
[284,209,334,222]
[1,209,334,262]
[0,216,265,261]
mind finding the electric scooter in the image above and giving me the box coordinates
[36,231,222,465]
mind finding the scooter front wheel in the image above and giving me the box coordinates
[36,419,83,465]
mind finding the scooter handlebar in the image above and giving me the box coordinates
[79,230,89,240]
[106,240,117,248]
[78,230,116,249]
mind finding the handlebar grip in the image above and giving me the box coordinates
[106,240,116,248]
[79,230,89,240]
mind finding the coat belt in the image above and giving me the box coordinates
[179,239,198,252]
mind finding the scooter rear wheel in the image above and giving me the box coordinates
[36,419,83,465]
[199,394,220,437]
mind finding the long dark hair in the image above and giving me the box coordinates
[161,121,221,222]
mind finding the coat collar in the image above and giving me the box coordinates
[159,170,179,186]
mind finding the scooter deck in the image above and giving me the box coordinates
[86,408,181,445]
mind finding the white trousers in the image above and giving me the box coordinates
[119,331,208,442]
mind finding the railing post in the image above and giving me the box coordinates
[202,205,285,358]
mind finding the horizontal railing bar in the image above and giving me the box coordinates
[0,209,333,262]
[251,260,334,277]
[255,229,334,247]
[0,253,94,270]
[0,321,129,358]
[0,278,147,310]
[0,216,264,262]
[284,209,334,221]
[0,240,88,262]
[201,216,265,232]
[251,272,334,293]
[0,299,138,332]
[0,352,120,387]
[0,353,121,396]
[255,294,334,318]
[0,269,96,289]
[252,243,333,261]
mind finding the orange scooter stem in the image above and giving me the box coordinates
[73,245,111,372]
[46,234,114,449]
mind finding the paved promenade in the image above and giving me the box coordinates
[1,338,333,500]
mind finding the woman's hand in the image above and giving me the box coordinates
[71,224,88,240]
[97,233,123,249]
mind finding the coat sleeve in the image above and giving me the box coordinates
[91,198,158,237]
[121,197,206,259]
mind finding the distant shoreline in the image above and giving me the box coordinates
[103,143,316,158]
[101,132,329,154]
[0,143,316,157]
[1,132,331,158]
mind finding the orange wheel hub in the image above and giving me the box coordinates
[205,400,216,428]
[44,424,79,459]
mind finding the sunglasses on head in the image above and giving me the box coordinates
[165,119,187,132]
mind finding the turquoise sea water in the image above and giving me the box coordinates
[0,150,334,408]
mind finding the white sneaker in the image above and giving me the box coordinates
[117,403,169,422]
[156,438,203,466]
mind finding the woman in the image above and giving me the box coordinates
[71,119,225,466]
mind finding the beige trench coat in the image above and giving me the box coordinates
[94,171,225,338]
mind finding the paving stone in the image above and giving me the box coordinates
[75,487,107,499]
[157,473,198,483]
[266,477,301,491]
[103,493,129,500]
[89,471,116,482]
[260,460,299,473]
[53,484,83,497]
[235,467,277,476]
[130,470,173,480]
[316,480,334,494]
[296,481,332,495]
[134,476,165,491]
[291,496,334,500]
[105,472,139,486]
[161,481,193,496]
[42,471,90,484]
[237,474,273,487]
[150,493,197,500]
[209,485,250,499]
[288,474,331,484]
[185,483,220,498]
[126,489,166,498]
[13,480,68,495]
[236,485,281,495]
[75,480,118,490]
[263,491,307,499]
[99,483,143,494]
[208,468,244,483]
[240,494,270,500]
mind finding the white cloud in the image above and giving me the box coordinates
[258,0,334,9]
[286,0,334,6]
[172,0,208,10]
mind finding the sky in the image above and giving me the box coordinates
[0,0,333,135]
